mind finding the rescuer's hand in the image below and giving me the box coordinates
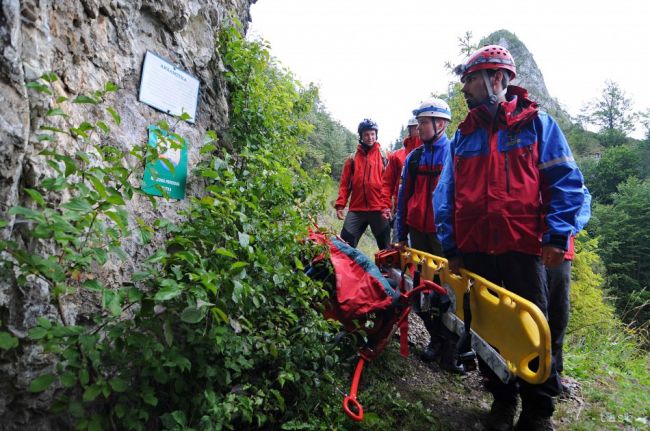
[542,245,565,268]
[448,256,463,276]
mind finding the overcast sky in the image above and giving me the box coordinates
[248,0,649,146]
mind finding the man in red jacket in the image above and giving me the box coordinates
[382,117,422,242]
[435,45,585,431]
[335,119,390,250]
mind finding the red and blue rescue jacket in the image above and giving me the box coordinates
[434,86,585,257]
[395,135,449,241]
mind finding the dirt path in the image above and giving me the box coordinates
[368,316,589,431]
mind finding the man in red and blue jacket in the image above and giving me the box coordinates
[395,99,450,255]
[434,45,585,431]
[390,98,463,372]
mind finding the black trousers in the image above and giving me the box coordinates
[408,228,457,358]
[408,227,443,256]
[462,252,561,417]
[547,259,572,373]
[340,210,390,250]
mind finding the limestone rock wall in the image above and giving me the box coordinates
[0,0,255,428]
[480,29,569,123]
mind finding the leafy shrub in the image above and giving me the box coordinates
[1,23,346,430]
[565,232,650,426]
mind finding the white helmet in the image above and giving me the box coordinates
[412,98,452,121]
[407,116,418,126]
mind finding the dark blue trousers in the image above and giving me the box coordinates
[547,260,572,373]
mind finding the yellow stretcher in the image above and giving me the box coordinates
[393,247,552,385]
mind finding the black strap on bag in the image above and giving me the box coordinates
[407,147,442,181]
[455,287,477,371]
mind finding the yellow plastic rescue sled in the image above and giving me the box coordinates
[389,247,552,385]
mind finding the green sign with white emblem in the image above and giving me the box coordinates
[142,125,188,200]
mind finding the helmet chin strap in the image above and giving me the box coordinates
[480,70,508,114]
[481,70,498,105]
[425,120,445,144]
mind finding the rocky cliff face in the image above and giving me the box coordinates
[480,30,569,123]
[0,1,254,428]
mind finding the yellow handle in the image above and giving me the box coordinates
[400,247,551,384]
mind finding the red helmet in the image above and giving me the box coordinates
[455,45,516,81]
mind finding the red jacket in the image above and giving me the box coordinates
[335,143,386,211]
[434,86,585,257]
[382,136,422,210]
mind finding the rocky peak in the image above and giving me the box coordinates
[479,30,568,122]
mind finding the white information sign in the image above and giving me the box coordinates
[138,51,200,123]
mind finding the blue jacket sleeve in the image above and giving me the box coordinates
[575,186,592,233]
[536,113,585,250]
[433,131,458,257]
[395,154,412,242]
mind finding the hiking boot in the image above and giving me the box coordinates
[484,399,516,431]
[439,339,466,374]
[439,358,466,374]
[560,379,570,394]
[514,413,554,431]
[420,341,441,363]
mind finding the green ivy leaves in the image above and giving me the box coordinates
[29,374,56,392]
[0,331,18,350]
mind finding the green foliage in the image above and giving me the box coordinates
[301,97,357,179]
[436,82,468,138]
[640,109,650,141]
[635,138,650,180]
[392,126,407,152]
[584,145,641,204]
[350,349,439,431]
[1,25,352,430]
[565,232,650,426]
[0,330,19,350]
[564,124,601,157]
[566,232,608,338]
[592,177,650,327]
[579,80,638,139]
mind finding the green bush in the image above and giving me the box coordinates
[1,23,348,430]
[565,232,650,427]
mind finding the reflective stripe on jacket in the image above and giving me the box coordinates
[335,143,386,211]
[395,136,449,241]
[434,86,585,257]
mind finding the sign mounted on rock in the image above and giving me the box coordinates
[138,51,200,123]
[141,126,188,200]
